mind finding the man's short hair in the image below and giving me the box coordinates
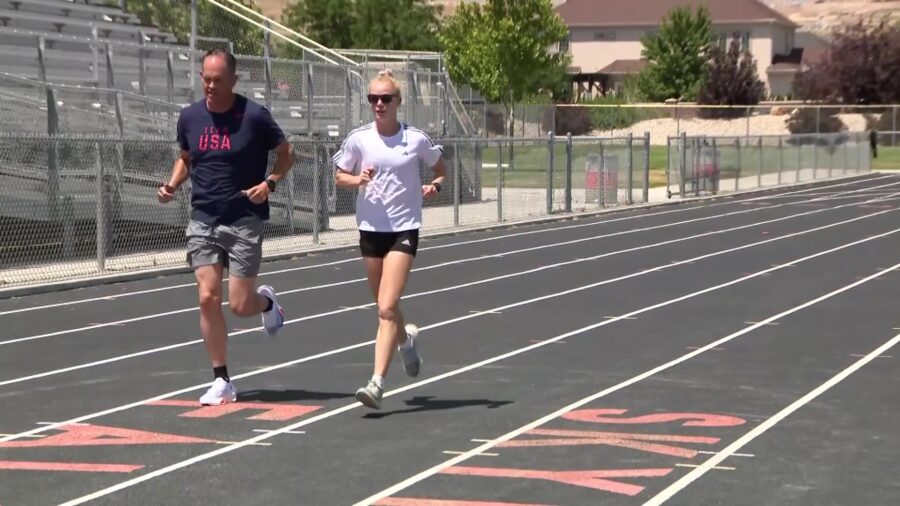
[202,48,237,74]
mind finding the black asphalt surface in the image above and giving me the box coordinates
[1,174,899,506]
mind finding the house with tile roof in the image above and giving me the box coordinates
[553,0,821,100]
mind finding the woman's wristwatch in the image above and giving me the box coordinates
[432,182,442,193]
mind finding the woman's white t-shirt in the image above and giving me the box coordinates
[333,122,443,232]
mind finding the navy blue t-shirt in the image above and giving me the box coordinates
[177,94,286,225]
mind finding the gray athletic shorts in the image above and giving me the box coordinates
[186,216,264,278]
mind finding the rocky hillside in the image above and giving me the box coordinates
[762,0,900,34]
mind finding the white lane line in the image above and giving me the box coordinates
[251,430,306,435]
[0,176,888,317]
[4,183,896,348]
[442,451,499,457]
[53,242,900,506]
[675,463,735,471]
[644,331,900,506]
[6,212,898,449]
[3,196,897,387]
[696,450,754,458]
[352,262,900,506]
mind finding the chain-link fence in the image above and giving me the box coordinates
[666,132,872,198]
[0,132,653,289]
[471,103,900,142]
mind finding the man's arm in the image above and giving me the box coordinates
[158,150,190,203]
[267,141,293,183]
[244,141,293,204]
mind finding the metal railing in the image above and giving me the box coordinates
[0,133,652,289]
[666,132,873,198]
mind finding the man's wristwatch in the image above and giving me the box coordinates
[432,182,442,193]
[265,177,278,192]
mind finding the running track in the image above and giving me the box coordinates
[1,174,899,505]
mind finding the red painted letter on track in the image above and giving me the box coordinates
[441,466,672,497]
[498,428,719,458]
[0,424,213,448]
[376,499,555,506]
[148,400,322,421]
[0,460,143,473]
[563,409,745,427]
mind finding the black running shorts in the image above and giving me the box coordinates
[359,229,419,258]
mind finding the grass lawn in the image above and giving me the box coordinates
[873,146,900,171]
[478,144,670,189]
[476,140,878,189]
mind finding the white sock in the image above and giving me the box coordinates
[371,375,384,388]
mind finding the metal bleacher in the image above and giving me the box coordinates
[0,0,365,138]
[0,0,483,268]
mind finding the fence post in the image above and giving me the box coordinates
[166,51,175,104]
[37,35,47,82]
[797,135,802,182]
[137,30,146,96]
[345,66,353,135]
[828,134,834,178]
[95,142,107,272]
[626,133,633,205]
[893,105,897,146]
[679,132,687,198]
[814,134,819,179]
[599,140,606,207]
[757,136,763,188]
[778,137,783,185]
[312,144,322,244]
[46,88,60,222]
[666,136,672,198]
[547,132,554,214]
[643,131,650,203]
[105,42,115,91]
[409,71,418,128]
[565,133,573,213]
[404,56,412,126]
[496,140,503,221]
[306,63,314,135]
[858,132,865,173]
[454,142,461,227]
[843,134,849,175]
[712,137,719,194]
[285,149,296,234]
[263,20,273,111]
[735,138,742,192]
[189,0,197,102]
[106,95,123,232]
[91,26,99,83]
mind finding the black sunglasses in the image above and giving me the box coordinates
[367,94,396,104]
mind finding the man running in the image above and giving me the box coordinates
[158,49,293,405]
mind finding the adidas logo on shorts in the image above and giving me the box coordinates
[401,239,411,246]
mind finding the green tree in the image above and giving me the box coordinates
[635,6,714,102]
[794,18,900,104]
[439,0,569,135]
[698,37,766,118]
[281,0,356,52]
[127,0,264,55]
[280,0,440,54]
[352,0,442,51]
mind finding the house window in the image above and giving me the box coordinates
[593,30,616,41]
[740,31,750,52]
[716,32,728,49]
[559,32,570,53]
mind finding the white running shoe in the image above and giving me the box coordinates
[199,377,237,405]
[257,285,284,337]
[398,323,422,377]
[355,379,383,410]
